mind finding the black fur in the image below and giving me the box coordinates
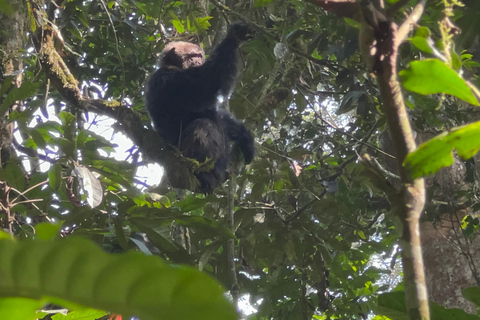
[146,23,254,192]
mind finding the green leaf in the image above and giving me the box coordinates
[0,0,15,16]
[51,309,107,320]
[462,287,480,306]
[410,37,433,54]
[0,81,40,115]
[0,297,44,320]
[450,46,462,70]
[404,120,480,179]
[77,11,89,28]
[415,26,431,38]
[130,218,193,264]
[410,27,433,54]
[35,222,62,240]
[72,166,103,208]
[358,230,366,240]
[294,93,306,112]
[337,91,365,115]
[114,218,129,250]
[372,291,408,320]
[59,112,76,142]
[0,164,25,190]
[344,17,361,29]
[0,230,10,240]
[53,137,75,158]
[399,59,479,106]
[0,237,236,320]
[196,16,213,30]
[374,291,480,320]
[430,301,480,320]
[48,164,63,191]
[31,129,47,149]
[176,196,209,212]
[0,76,13,97]
[254,0,274,7]
[171,20,185,34]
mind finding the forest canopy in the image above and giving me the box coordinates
[1,0,480,319]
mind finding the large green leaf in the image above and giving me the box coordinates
[50,309,107,320]
[0,81,40,115]
[0,237,236,320]
[0,297,44,320]
[404,120,480,179]
[373,291,480,320]
[399,59,479,105]
[430,302,480,320]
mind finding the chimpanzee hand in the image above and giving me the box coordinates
[227,22,253,42]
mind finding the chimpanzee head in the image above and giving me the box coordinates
[160,41,205,69]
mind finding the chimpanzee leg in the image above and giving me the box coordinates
[180,118,229,192]
[219,111,255,164]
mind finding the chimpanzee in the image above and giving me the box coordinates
[145,23,254,193]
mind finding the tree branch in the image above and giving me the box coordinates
[28,0,200,191]
[397,0,428,44]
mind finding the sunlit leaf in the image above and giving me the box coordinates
[404,120,480,179]
[410,37,433,54]
[0,297,44,320]
[172,20,185,33]
[399,59,479,105]
[72,166,103,208]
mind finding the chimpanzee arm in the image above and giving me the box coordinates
[219,111,255,164]
[152,23,251,113]
[186,22,251,94]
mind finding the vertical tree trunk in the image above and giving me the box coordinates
[0,0,26,233]
[0,0,25,167]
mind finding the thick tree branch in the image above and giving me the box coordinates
[28,0,200,191]
[366,3,428,319]
[397,0,428,44]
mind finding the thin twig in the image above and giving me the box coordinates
[10,181,49,203]
[284,196,323,223]
[99,0,126,97]
[10,199,44,208]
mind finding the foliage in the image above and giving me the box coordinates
[0,235,235,320]
[399,59,479,106]
[0,0,480,319]
[373,291,480,320]
[405,120,480,179]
